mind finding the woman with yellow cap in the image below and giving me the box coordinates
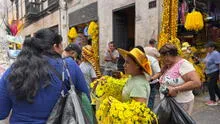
[118,48,152,105]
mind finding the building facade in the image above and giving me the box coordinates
[7,0,61,38]
[66,0,162,67]
[6,0,162,67]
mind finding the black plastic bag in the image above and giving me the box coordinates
[153,97,196,124]
[46,86,90,124]
[46,60,93,124]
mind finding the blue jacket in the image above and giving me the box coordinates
[0,57,89,124]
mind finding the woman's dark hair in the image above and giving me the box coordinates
[34,28,62,56]
[8,28,61,103]
[8,37,51,103]
[159,44,178,56]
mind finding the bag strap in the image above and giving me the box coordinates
[48,63,68,97]
[48,64,63,81]
[62,60,76,90]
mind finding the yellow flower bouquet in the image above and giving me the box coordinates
[90,75,129,105]
[96,96,158,124]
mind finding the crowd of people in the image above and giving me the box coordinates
[0,27,219,123]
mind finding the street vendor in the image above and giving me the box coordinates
[158,44,201,115]
[118,48,152,105]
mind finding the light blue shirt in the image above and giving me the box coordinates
[204,50,220,74]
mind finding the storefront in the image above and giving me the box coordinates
[178,0,220,50]
[68,2,98,46]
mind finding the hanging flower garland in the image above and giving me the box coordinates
[184,10,204,31]
[158,0,181,55]
[88,21,101,77]
[96,96,158,124]
[158,0,171,50]
[170,0,178,39]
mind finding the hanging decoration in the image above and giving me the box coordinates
[88,21,100,77]
[158,0,181,54]
[68,27,78,43]
[4,19,24,36]
[184,10,204,31]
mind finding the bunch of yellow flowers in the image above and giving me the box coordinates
[90,75,129,102]
[96,96,158,124]
[184,10,204,31]
[68,27,78,39]
[88,21,99,41]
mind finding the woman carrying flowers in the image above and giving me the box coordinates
[118,48,152,105]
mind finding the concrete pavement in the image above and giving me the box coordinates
[192,93,220,124]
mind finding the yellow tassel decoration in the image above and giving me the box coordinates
[184,10,204,31]
[68,27,78,40]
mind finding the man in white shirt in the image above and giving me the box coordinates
[144,39,160,59]
[104,41,119,76]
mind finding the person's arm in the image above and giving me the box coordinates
[150,72,162,81]
[90,67,97,82]
[0,70,12,120]
[154,48,160,58]
[110,50,119,63]
[104,50,111,61]
[168,71,201,96]
[66,58,90,99]
[150,58,161,80]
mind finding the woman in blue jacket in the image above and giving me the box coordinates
[0,28,89,124]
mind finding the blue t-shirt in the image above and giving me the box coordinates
[204,50,220,74]
[0,57,89,124]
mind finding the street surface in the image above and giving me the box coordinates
[192,93,220,124]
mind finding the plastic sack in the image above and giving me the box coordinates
[79,91,95,124]
[153,97,196,124]
[47,86,90,124]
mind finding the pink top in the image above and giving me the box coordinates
[160,59,195,103]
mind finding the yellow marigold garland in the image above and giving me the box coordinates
[158,0,171,50]
[170,0,178,39]
[159,0,181,55]
[96,96,158,124]
[184,10,204,31]
[88,21,101,77]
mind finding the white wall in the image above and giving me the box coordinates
[98,0,135,65]
[98,0,161,65]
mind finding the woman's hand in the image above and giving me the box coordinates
[168,86,178,97]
